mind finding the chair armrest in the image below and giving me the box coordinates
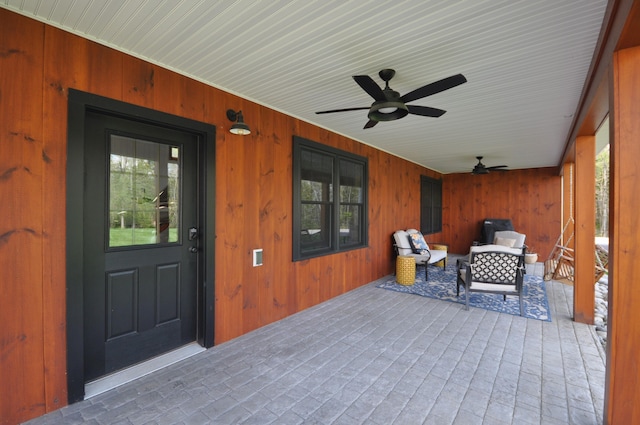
[464,262,472,291]
[429,243,448,250]
[426,243,447,266]
[427,249,447,264]
[403,252,431,265]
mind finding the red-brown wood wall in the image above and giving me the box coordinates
[0,9,560,424]
[442,168,562,258]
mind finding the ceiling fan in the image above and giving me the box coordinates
[315,69,467,129]
[472,156,508,175]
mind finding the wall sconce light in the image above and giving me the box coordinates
[226,109,251,135]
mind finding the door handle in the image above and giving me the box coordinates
[189,246,198,253]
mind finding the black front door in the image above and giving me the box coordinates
[83,112,199,381]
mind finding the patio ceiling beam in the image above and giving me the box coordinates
[558,0,636,170]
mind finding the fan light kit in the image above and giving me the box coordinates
[316,68,467,129]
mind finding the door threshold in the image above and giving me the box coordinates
[84,342,205,399]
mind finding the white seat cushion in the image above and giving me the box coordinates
[494,237,516,247]
[393,230,413,256]
[470,244,522,256]
[494,230,526,248]
[469,281,517,292]
[427,249,447,265]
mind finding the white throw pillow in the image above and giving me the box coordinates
[495,237,516,247]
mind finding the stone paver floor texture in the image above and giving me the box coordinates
[25,260,606,424]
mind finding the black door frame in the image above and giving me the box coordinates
[66,89,215,403]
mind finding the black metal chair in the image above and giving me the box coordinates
[456,245,525,315]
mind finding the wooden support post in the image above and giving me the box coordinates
[573,136,595,324]
[606,45,640,425]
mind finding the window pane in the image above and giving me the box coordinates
[339,160,363,203]
[301,179,332,202]
[109,135,180,247]
[300,203,331,252]
[339,205,361,245]
[301,149,333,185]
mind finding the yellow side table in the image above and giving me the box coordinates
[430,243,448,268]
[396,256,416,285]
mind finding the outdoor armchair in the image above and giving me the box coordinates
[456,244,525,315]
[393,229,447,280]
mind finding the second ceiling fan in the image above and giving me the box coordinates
[315,69,467,129]
[472,156,509,175]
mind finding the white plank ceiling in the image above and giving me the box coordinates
[2,0,608,173]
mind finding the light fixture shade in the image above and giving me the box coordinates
[226,109,251,135]
[368,101,409,122]
[230,121,251,135]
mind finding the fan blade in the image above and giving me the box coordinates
[353,75,386,101]
[400,74,467,103]
[315,107,370,114]
[363,120,378,129]
[407,105,446,117]
[487,165,508,170]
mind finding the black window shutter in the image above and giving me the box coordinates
[420,175,442,234]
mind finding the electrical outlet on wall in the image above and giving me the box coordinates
[253,249,263,267]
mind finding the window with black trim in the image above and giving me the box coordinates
[420,175,442,234]
[293,137,368,260]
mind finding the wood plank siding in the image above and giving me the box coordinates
[0,8,561,424]
[443,168,561,258]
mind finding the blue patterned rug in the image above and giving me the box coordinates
[377,263,551,321]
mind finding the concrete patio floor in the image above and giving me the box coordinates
[25,261,606,424]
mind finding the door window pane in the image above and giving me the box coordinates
[109,135,180,247]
